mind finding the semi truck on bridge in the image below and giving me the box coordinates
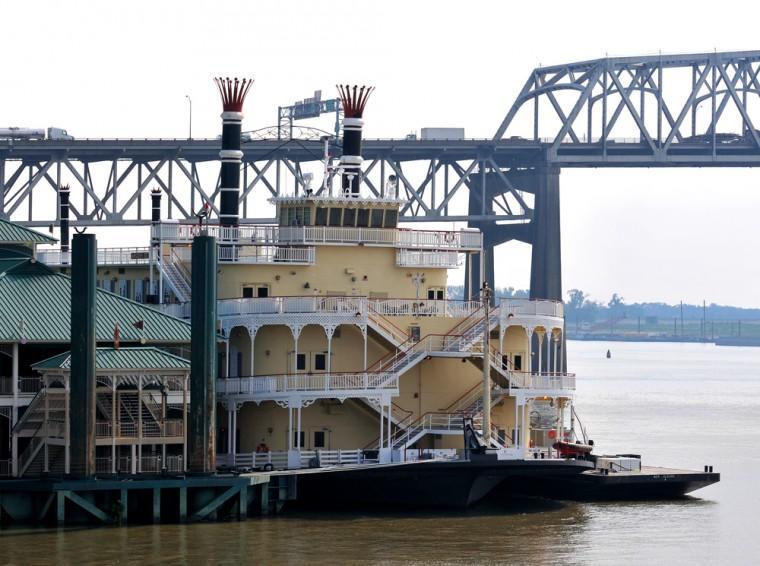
[0,126,73,140]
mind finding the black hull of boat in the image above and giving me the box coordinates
[292,457,719,508]
[292,457,593,509]
[494,468,721,501]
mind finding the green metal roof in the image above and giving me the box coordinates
[0,258,191,344]
[0,218,56,245]
[33,347,190,372]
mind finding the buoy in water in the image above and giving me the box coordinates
[606,349,611,359]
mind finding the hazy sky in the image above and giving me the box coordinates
[3,0,760,307]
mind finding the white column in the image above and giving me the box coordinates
[386,404,391,449]
[297,403,302,450]
[226,340,232,378]
[553,332,558,373]
[325,326,335,374]
[546,334,551,374]
[11,342,18,477]
[249,327,257,377]
[514,398,519,448]
[362,326,368,370]
[379,402,384,449]
[537,332,543,375]
[227,408,233,455]
[232,407,238,453]
[288,406,293,450]
[526,328,534,375]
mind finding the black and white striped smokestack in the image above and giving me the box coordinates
[337,85,374,196]
[213,77,253,228]
[59,185,70,253]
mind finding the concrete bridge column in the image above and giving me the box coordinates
[529,165,562,301]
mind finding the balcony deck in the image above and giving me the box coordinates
[152,223,482,251]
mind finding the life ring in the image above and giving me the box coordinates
[548,429,557,440]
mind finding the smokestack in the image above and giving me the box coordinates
[151,188,162,244]
[213,77,253,229]
[188,234,218,473]
[337,85,374,196]
[60,185,70,253]
[69,233,97,477]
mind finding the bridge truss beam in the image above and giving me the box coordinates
[494,50,760,160]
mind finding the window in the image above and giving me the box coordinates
[370,209,384,228]
[384,209,398,228]
[285,206,311,226]
[427,288,444,300]
[315,207,328,226]
[314,352,327,371]
[296,353,306,371]
[243,285,269,298]
[314,430,326,448]
[329,208,342,226]
[513,354,523,371]
[356,209,370,227]
[409,326,421,342]
[293,431,305,448]
[342,208,356,227]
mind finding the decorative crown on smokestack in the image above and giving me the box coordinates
[214,77,253,228]
[337,85,374,196]
[214,77,254,112]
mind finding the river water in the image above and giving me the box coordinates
[1,341,758,565]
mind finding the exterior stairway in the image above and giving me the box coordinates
[157,252,192,303]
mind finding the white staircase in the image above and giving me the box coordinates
[158,252,192,303]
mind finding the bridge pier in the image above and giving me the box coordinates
[465,162,562,303]
[529,164,562,302]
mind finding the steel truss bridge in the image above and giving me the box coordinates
[3,50,760,300]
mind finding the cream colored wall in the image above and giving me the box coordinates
[236,399,380,451]
[228,323,388,375]
[215,246,448,299]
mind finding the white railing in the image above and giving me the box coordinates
[500,298,564,318]
[95,422,112,437]
[392,413,480,449]
[173,245,315,265]
[396,249,462,268]
[153,223,482,251]
[37,247,154,267]
[1,376,44,394]
[153,302,191,318]
[94,455,184,474]
[219,449,366,471]
[370,298,482,318]
[524,372,576,391]
[218,295,367,317]
[218,451,290,471]
[218,372,398,397]
[372,333,482,374]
